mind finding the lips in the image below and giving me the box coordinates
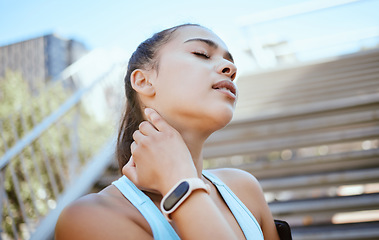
[212,80,237,98]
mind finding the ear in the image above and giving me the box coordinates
[130,69,155,96]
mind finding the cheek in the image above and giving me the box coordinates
[159,67,208,95]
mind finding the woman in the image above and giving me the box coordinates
[55,23,281,240]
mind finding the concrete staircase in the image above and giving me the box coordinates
[97,49,379,239]
[3,39,378,239]
[205,49,379,240]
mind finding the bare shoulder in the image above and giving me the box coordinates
[55,185,152,240]
[207,168,280,240]
[207,168,262,193]
[207,168,265,223]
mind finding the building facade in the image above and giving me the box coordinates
[0,34,87,88]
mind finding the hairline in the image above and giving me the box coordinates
[152,25,207,74]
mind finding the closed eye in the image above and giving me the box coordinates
[193,51,210,59]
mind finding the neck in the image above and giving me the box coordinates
[180,130,209,178]
[162,113,217,177]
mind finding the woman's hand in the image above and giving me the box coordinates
[122,108,198,195]
[122,109,241,239]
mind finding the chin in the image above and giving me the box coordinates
[209,107,234,131]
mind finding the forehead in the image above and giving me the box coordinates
[168,26,229,51]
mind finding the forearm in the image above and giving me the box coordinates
[126,109,238,239]
[170,191,237,240]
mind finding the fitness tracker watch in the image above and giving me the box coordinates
[160,178,211,221]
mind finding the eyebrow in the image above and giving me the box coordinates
[184,38,234,63]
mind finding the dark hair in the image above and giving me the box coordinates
[116,23,201,173]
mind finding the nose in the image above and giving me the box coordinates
[217,60,237,81]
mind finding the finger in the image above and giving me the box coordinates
[122,156,138,183]
[144,108,169,132]
[139,120,158,136]
[130,141,137,154]
[132,130,145,143]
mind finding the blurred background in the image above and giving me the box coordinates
[1,0,379,239]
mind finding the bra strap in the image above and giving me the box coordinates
[112,176,180,239]
[202,170,264,239]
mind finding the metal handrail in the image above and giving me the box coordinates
[273,27,379,57]
[0,67,116,170]
[236,0,376,68]
[0,53,124,239]
[30,137,116,240]
[236,0,362,26]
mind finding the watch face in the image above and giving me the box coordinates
[163,181,190,211]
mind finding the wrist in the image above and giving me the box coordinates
[160,178,211,221]
[159,169,198,195]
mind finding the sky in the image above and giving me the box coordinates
[1,0,379,73]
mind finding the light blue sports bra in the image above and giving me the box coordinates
[112,170,264,239]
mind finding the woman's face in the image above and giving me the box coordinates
[147,26,238,133]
